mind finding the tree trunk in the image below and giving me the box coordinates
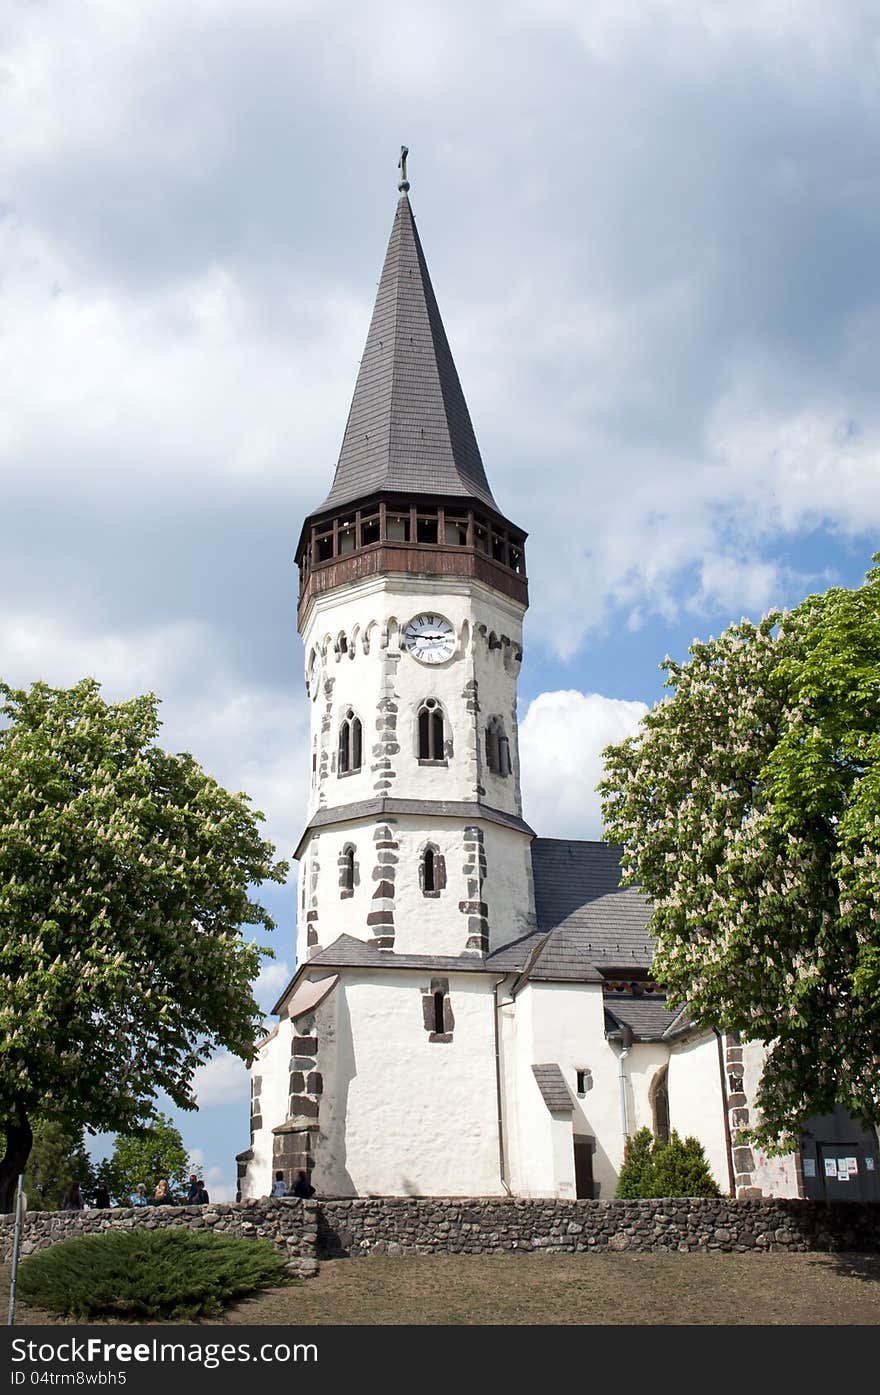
[0,1108,33,1213]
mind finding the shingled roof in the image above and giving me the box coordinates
[524,839,653,979]
[316,194,497,514]
[604,1000,683,1042]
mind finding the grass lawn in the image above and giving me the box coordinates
[5,1250,880,1325]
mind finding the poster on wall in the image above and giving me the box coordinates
[824,1158,837,1177]
[802,1158,816,1178]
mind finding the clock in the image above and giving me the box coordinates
[403,613,456,664]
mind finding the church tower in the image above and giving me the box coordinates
[293,155,536,968]
[242,157,803,1206]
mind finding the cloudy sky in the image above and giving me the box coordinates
[3,0,879,1198]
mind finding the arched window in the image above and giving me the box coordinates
[339,844,356,898]
[418,699,445,762]
[424,847,436,893]
[649,1065,670,1144]
[338,708,362,774]
[486,716,511,776]
[419,844,445,896]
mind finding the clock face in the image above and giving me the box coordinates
[403,613,456,664]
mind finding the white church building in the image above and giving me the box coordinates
[238,163,880,1206]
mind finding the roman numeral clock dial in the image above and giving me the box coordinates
[403,614,456,664]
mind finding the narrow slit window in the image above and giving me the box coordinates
[433,991,445,1035]
[418,699,445,761]
[423,847,435,893]
[341,846,355,896]
[338,708,362,774]
[486,717,509,776]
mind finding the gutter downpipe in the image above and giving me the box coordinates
[493,976,512,1195]
[714,1028,737,1197]
[617,1025,634,1143]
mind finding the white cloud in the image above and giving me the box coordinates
[254,959,293,1013]
[519,689,648,839]
[191,1051,249,1108]
[0,609,308,858]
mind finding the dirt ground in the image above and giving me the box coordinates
[5,1250,880,1325]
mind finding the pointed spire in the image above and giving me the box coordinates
[318,174,497,513]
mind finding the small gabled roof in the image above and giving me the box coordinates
[604,999,684,1043]
[531,1064,574,1114]
[316,193,497,515]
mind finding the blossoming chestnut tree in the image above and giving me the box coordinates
[0,678,288,1211]
[600,558,880,1151]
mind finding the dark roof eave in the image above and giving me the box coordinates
[294,799,535,860]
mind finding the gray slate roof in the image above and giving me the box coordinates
[306,934,489,975]
[528,839,654,976]
[531,1064,574,1114]
[316,194,497,514]
[604,1000,684,1042]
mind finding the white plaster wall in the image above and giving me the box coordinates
[298,814,534,961]
[622,1043,673,1138]
[508,981,636,1198]
[504,983,559,1196]
[301,574,526,815]
[314,969,504,1196]
[740,1038,801,1197]
[481,821,537,951]
[241,1018,293,1199]
[667,1034,730,1192]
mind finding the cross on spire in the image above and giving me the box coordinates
[398,144,410,193]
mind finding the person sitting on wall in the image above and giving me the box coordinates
[196,1178,209,1204]
[186,1174,201,1203]
[130,1184,148,1207]
[270,1171,288,1198]
[292,1170,315,1199]
[152,1179,175,1204]
[61,1181,84,1211]
[93,1183,112,1209]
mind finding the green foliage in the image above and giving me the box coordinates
[97,1113,191,1204]
[615,1129,720,1198]
[646,1133,721,1198]
[600,558,880,1150]
[22,1119,96,1212]
[0,677,288,1209]
[615,1127,656,1198]
[18,1228,289,1320]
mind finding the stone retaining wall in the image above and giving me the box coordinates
[3,1197,878,1276]
[0,1199,319,1278]
[318,1197,880,1256]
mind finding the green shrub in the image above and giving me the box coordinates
[647,1132,721,1198]
[615,1129,721,1199]
[18,1227,289,1320]
[615,1127,656,1198]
